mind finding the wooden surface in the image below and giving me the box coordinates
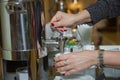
[101,31,120,45]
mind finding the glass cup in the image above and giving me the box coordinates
[16,67,28,80]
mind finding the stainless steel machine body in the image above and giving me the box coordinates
[0,0,46,80]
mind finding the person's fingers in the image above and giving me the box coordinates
[55,54,94,76]
[54,54,70,62]
[56,60,82,76]
[55,55,80,66]
[55,60,67,67]
[57,62,75,71]
[65,68,80,76]
[65,58,94,76]
[50,11,68,27]
[64,62,91,76]
[51,21,64,27]
[51,13,61,22]
[55,58,71,67]
[55,55,80,72]
[56,27,67,32]
[50,12,62,26]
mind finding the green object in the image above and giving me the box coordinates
[65,38,80,48]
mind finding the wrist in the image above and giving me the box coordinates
[75,10,91,24]
[92,50,99,66]
[97,49,105,68]
[84,50,99,66]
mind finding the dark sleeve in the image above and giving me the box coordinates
[86,0,120,24]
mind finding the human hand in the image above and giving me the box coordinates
[50,11,77,28]
[54,50,98,76]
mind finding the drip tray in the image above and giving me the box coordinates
[54,75,95,80]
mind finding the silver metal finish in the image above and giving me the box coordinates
[0,0,46,80]
[0,0,45,61]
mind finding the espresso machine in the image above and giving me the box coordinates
[0,0,47,80]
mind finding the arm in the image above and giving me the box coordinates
[54,50,120,76]
[50,10,92,27]
[50,0,120,27]
[86,0,120,24]
[102,50,120,68]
